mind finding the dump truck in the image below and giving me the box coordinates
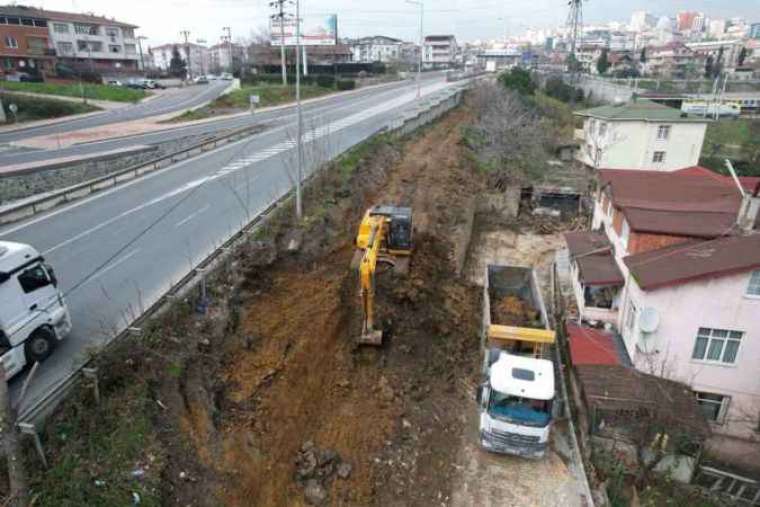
[476,265,556,459]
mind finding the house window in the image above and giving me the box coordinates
[2,58,12,70]
[74,23,98,35]
[695,392,730,424]
[657,125,671,140]
[4,36,18,49]
[57,42,73,55]
[53,23,69,33]
[747,270,760,297]
[106,27,120,38]
[692,327,743,364]
[125,43,137,55]
[27,37,46,51]
[109,45,122,53]
[652,151,666,164]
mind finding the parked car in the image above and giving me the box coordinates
[106,80,124,87]
[220,72,233,81]
[141,79,165,90]
[19,73,44,83]
[193,75,209,84]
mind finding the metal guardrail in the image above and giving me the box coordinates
[16,82,470,427]
[0,122,265,226]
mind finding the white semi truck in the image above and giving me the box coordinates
[0,241,71,379]
[477,265,556,459]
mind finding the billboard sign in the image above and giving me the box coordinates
[271,14,337,46]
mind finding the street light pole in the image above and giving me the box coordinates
[406,0,423,100]
[295,0,303,220]
[223,26,232,74]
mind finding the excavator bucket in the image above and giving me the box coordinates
[356,329,383,346]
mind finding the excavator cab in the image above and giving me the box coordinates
[353,205,413,346]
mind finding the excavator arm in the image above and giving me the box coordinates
[358,219,384,345]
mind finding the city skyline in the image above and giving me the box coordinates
[29,0,760,47]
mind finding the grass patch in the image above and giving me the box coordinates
[1,92,99,124]
[169,84,336,123]
[0,81,148,103]
[701,119,760,176]
[30,381,163,507]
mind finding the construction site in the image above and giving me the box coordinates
[21,88,593,506]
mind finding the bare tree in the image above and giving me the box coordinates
[464,82,549,184]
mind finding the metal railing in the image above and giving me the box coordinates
[0,122,264,226]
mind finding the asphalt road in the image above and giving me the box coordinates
[0,81,230,144]
[0,76,445,168]
[0,74,455,415]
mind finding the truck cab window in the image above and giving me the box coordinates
[18,265,52,293]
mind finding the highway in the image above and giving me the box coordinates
[0,76,444,169]
[0,81,230,144]
[0,74,455,415]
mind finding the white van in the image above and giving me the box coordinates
[0,242,71,379]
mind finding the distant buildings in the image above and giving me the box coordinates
[151,43,209,78]
[423,35,458,69]
[208,42,245,74]
[630,11,656,32]
[750,23,760,40]
[348,36,403,63]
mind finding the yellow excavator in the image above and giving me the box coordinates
[352,206,413,345]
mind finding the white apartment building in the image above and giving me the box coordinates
[423,35,457,69]
[574,99,708,171]
[208,42,245,74]
[630,11,656,32]
[349,36,405,63]
[42,9,140,73]
[151,43,209,78]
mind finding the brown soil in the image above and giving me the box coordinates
[167,107,487,506]
[491,295,541,328]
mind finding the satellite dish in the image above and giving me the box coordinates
[639,307,660,333]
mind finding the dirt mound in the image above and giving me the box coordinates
[492,295,541,328]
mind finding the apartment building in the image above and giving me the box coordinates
[348,36,404,63]
[642,42,702,79]
[151,43,209,78]
[686,40,745,72]
[0,6,55,78]
[44,9,139,73]
[208,42,245,74]
[423,35,457,69]
[566,167,760,444]
[574,99,708,171]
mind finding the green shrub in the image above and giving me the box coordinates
[337,79,356,91]
[316,75,335,88]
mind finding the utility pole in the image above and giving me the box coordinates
[180,30,192,80]
[270,0,289,86]
[566,0,584,83]
[137,36,147,74]
[295,0,303,219]
[223,26,233,74]
[406,0,423,99]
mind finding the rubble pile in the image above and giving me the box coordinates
[492,295,541,328]
[294,441,352,505]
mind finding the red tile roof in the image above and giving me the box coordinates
[0,5,137,28]
[599,168,743,238]
[675,166,760,197]
[624,233,760,290]
[564,232,624,286]
[567,323,621,366]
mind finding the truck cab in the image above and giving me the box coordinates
[0,241,71,379]
[479,351,554,458]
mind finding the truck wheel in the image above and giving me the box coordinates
[25,327,55,363]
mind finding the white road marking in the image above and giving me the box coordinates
[175,204,210,228]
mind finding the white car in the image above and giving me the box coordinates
[0,242,71,379]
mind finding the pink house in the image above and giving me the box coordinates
[565,167,760,465]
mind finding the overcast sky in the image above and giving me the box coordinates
[34,0,759,47]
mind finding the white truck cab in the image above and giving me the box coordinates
[0,241,71,379]
[479,352,555,458]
